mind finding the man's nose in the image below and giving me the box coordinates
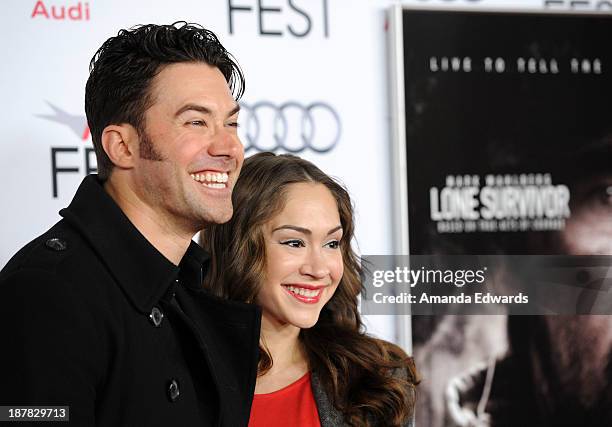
[208,128,243,159]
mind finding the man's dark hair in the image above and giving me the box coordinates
[85,22,245,180]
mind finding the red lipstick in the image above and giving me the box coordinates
[282,285,324,304]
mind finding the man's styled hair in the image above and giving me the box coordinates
[85,22,245,180]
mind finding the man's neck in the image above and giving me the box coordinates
[104,178,191,266]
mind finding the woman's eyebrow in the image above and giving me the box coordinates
[272,225,310,234]
[271,225,343,236]
[327,225,343,235]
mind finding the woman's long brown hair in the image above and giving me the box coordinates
[201,152,418,426]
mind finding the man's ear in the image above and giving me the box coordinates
[101,124,139,169]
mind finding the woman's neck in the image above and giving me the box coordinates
[256,314,309,393]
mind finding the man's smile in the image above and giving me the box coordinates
[190,171,229,189]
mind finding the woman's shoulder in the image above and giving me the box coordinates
[390,363,418,426]
[310,354,418,427]
[310,371,350,427]
[373,337,420,385]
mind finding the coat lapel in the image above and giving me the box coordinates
[176,286,261,427]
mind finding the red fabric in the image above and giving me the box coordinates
[249,372,321,427]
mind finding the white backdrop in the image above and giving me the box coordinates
[1,0,607,344]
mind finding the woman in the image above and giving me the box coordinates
[202,152,418,426]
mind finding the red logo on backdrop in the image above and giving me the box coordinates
[31,1,90,21]
[37,101,90,140]
[37,102,96,198]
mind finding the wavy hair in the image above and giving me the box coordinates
[201,152,418,426]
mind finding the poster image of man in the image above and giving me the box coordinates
[397,8,612,427]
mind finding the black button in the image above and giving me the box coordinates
[167,379,180,402]
[45,238,67,251]
[149,307,164,327]
[173,279,179,298]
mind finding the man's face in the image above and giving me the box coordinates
[131,62,243,231]
[534,172,612,420]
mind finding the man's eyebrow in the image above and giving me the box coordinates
[227,104,240,118]
[174,104,211,117]
[272,225,343,235]
[174,103,240,118]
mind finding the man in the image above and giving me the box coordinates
[444,131,612,426]
[0,22,260,426]
[406,39,612,425]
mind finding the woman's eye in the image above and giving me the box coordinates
[188,120,205,126]
[280,239,305,248]
[227,121,239,128]
[325,240,341,249]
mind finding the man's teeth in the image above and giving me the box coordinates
[190,172,229,186]
[203,183,225,189]
[286,286,321,298]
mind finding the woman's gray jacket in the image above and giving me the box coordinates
[311,372,415,427]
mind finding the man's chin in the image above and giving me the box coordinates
[214,207,233,224]
[534,316,612,416]
[198,206,233,226]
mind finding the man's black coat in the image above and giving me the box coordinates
[0,175,261,426]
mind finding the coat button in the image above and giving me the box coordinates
[45,238,67,251]
[149,306,164,327]
[167,379,180,402]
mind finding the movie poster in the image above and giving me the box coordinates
[397,9,612,427]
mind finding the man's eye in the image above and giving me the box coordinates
[604,185,612,206]
[586,184,612,207]
[227,121,239,128]
[280,239,305,248]
[325,240,341,249]
[188,120,205,126]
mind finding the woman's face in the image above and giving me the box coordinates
[258,182,344,330]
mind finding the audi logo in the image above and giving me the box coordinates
[238,101,341,153]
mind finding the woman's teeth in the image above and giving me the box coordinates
[190,172,229,188]
[285,286,321,298]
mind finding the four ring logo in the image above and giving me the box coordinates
[238,101,341,153]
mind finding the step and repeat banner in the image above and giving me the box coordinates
[1,0,407,341]
[3,0,605,269]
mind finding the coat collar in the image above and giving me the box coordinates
[59,174,202,313]
[175,286,261,426]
